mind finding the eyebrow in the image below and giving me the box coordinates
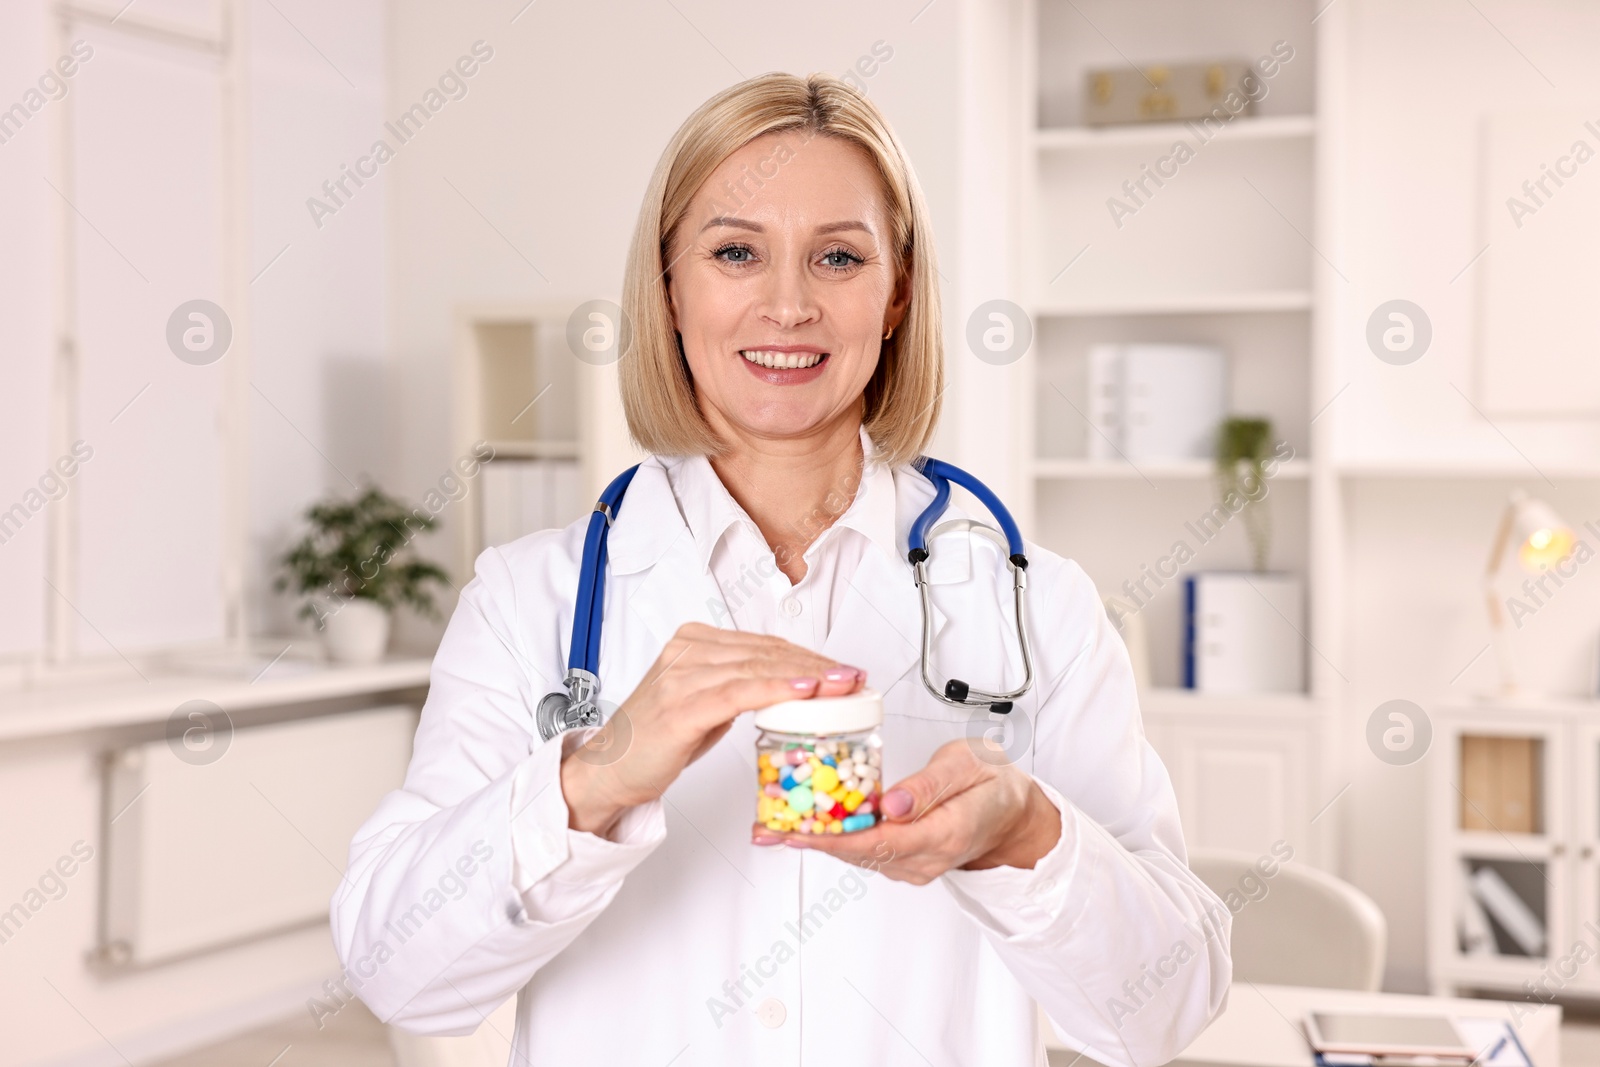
[698,216,874,237]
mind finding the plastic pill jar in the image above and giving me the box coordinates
[753,688,884,835]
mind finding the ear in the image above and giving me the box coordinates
[665,270,681,332]
[883,265,912,335]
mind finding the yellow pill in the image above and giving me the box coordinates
[828,821,844,834]
[843,790,864,813]
[829,786,847,802]
[758,753,773,770]
[810,822,825,834]
[764,818,785,831]
[760,767,780,784]
[811,766,840,793]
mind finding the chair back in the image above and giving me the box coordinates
[1190,848,1387,991]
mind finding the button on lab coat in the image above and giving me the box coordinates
[330,450,1232,1067]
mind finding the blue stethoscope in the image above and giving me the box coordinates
[535,457,1036,742]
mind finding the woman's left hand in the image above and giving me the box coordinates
[751,739,1064,882]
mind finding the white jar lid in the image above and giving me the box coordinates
[752,687,883,735]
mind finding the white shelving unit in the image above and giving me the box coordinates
[452,303,607,581]
[1428,699,1600,998]
[1015,0,1336,867]
[1033,457,1311,481]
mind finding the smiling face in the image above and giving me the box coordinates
[664,131,909,450]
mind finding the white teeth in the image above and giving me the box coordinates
[741,350,825,370]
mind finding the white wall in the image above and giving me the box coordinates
[0,1,392,1063]
[1326,0,1600,991]
[383,0,995,619]
[0,0,54,661]
[248,0,390,637]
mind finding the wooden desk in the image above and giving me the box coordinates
[1171,982,1561,1067]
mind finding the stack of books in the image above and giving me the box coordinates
[480,459,583,550]
[1086,343,1227,461]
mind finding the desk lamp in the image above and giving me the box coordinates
[1483,489,1574,695]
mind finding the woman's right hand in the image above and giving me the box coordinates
[559,622,863,837]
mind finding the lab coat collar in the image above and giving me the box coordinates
[648,425,899,577]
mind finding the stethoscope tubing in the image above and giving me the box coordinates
[539,454,1033,742]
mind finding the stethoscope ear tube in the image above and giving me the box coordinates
[911,457,1027,562]
[908,458,1035,714]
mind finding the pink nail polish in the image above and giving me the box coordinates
[822,667,855,683]
[789,677,818,691]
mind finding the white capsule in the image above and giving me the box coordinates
[791,761,813,783]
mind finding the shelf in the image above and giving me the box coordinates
[1338,460,1600,480]
[1034,458,1310,481]
[1140,687,1318,718]
[1032,291,1312,317]
[484,440,581,460]
[1034,114,1316,151]
[1449,831,1553,858]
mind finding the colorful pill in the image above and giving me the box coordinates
[842,813,876,832]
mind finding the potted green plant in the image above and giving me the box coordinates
[275,485,450,664]
[1215,416,1274,572]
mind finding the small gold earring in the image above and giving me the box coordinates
[882,326,894,341]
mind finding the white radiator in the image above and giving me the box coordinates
[97,705,417,968]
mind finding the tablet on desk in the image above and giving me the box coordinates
[1304,1013,1476,1059]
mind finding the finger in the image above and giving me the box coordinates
[781,822,951,885]
[684,674,823,729]
[662,626,868,694]
[675,627,864,679]
[880,740,990,822]
[664,656,858,700]
[672,623,821,655]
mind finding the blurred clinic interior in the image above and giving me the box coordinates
[4,0,1600,1065]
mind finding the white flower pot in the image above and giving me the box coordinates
[321,598,391,665]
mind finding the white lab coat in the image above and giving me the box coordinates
[330,451,1231,1067]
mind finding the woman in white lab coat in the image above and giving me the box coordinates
[332,72,1231,1066]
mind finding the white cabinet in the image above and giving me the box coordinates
[1143,689,1326,864]
[1428,701,1600,998]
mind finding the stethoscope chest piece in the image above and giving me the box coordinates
[536,668,603,742]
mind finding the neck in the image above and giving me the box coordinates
[705,411,866,584]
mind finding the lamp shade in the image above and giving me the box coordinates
[1511,493,1574,571]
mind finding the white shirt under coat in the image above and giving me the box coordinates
[330,427,1232,1066]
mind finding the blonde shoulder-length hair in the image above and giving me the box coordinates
[618,72,943,471]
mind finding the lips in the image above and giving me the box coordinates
[741,349,828,370]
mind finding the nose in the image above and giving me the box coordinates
[756,250,820,331]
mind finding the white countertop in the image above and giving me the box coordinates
[0,650,433,742]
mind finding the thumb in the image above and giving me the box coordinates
[880,740,987,822]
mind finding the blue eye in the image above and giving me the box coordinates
[821,248,863,271]
[713,243,754,263]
